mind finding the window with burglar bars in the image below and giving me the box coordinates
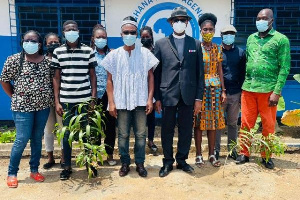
[9,0,105,53]
[233,0,300,80]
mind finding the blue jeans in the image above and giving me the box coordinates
[8,108,50,176]
[117,107,147,165]
[61,103,88,168]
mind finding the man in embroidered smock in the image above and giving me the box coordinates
[236,9,291,169]
[101,16,159,177]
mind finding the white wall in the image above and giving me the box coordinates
[0,0,13,36]
[105,0,231,39]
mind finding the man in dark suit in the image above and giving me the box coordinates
[154,7,204,177]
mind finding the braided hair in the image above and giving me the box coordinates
[139,26,154,46]
[20,30,43,66]
[198,13,217,28]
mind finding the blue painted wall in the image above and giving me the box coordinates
[1,35,299,120]
[0,36,15,120]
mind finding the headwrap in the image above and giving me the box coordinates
[121,20,138,28]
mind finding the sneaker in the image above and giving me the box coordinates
[215,151,220,160]
[60,169,72,180]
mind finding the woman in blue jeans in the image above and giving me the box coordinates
[0,30,52,188]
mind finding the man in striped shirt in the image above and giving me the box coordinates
[52,20,97,180]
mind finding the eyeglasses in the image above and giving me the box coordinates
[122,31,137,35]
[173,18,187,23]
[23,40,38,43]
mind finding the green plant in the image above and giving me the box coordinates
[223,128,287,177]
[0,129,16,143]
[55,101,107,178]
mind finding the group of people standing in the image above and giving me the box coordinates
[0,6,290,188]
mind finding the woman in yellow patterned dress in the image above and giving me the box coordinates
[194,13,226,167]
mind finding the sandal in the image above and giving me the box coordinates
[7,176,18,188]
[30,172,45,182]
[195,155,205,168]
[209,155,221,167]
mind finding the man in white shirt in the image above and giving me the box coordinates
[101,16,159,177]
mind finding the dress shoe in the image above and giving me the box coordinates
[176,163,194,173]
[261,158,275,169]
[119,163,130,177]
[159,165,173,177]
[136,163,147,177]
[235,155,249,164]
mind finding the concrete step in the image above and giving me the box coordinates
[0,135,299,157]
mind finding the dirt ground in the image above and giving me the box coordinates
[0,152,299,200]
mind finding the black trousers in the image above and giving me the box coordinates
[96,92,116,155]
[161,97,194,166]
[147,108,155,141]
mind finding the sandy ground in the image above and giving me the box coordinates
[0,152,300,200]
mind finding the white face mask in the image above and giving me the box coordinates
[173,21,187,34]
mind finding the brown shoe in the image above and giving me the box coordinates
[119,163,130,177]
[136,163,147,177]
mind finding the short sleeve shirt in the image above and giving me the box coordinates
[101,46,159,110]
[52,43,97,103]
[0,53,53,112]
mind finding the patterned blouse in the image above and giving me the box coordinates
[0,53,53,112]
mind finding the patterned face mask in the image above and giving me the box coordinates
[201,32,214,42]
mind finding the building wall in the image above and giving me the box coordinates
[0,0,299,119]
[234,0,300,115]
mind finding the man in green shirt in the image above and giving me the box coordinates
[236,8,291,169]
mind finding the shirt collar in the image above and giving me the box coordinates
[172,33,186,39]
[255,28,275,38]
[66,40,81,50]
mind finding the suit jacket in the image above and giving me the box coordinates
[154,34,204,106]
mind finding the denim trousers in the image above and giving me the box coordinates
[117,106,147,165]
[61,103,88,168]
[8,108,50,176]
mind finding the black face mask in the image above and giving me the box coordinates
[46,43,60,54]
[141,38,153,48]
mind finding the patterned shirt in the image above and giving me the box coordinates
[94,51,107,98]
[242,29,291,94]
[52,43,97,103]
[101,45,159,110]
[0,53,53,112]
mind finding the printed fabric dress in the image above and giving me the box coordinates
[194,43,225,130]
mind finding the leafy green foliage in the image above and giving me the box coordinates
[0,129,16,143]
[55,101,107,178]
[231,129,287,162]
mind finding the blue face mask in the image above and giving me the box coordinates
[222,34,235,45]
[123,35,137,46]
[65,30,79,43]
[94,38,107,49]
[23,41,39,54]
[256,20,269,32]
